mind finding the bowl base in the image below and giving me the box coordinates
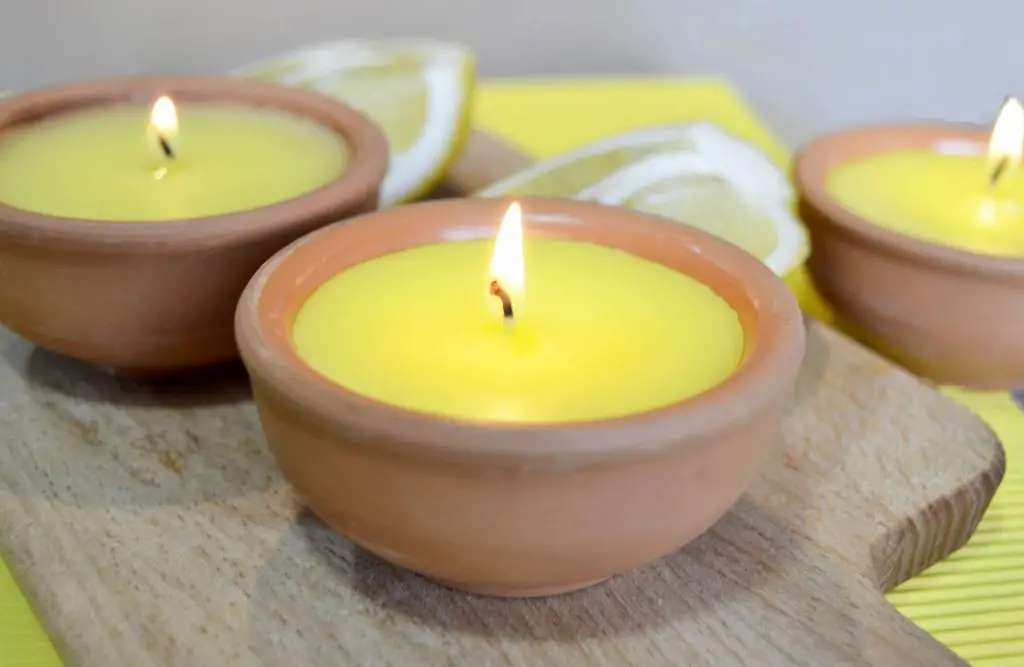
[428,576,609,598]
[829,313,1021,390]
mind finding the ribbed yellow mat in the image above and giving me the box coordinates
[0,556,61,666]
[0,77,1020,666]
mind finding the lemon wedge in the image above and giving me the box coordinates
[478,123,808,276]
[235,39,475,206]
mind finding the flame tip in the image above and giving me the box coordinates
[150,95,179,134]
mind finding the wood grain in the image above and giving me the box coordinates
[0,131,1006,666]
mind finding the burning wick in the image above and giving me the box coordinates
[157,135,175,160]
[990,156,1010,188]
[489,279,514,320]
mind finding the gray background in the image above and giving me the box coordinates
[2,0,1020,146]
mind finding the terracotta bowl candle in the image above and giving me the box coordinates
[795,98,1024,388]
[236,197,805,597]
[0,75,388,375]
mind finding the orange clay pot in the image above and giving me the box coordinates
[795,124,1024,389]
[235,197,805,597]
[0,75,388,376]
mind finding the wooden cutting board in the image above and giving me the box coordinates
[0,131,1006,667]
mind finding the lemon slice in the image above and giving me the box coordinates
[478,123,808,276]
[234,40,475,206]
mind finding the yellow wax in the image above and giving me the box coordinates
[828,148,1024,256]
[0,103,348,221]
[292,239,745,424]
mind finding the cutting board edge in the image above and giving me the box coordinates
[872,428,1006,593]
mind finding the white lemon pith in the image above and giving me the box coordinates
[479,123,808,276]
[234,39,475,206]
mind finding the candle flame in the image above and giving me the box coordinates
[988,96,1024,178]
[150,96,178,136]
[489,202,525,306]
[148,95,179,164]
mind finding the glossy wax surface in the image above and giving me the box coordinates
[828,148,1024,256]
[0,103,348,221]
[292,238,745,423]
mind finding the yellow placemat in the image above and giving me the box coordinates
[0,77,1020,666]
[0,554,60,666]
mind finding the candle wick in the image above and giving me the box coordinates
[489,279,514,321]
[158,135,175,160]
[989,157,1009,190]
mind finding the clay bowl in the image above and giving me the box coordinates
[236,197,806,597]
[0,75,388,376]
[795,123,1024,388]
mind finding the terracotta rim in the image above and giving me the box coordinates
[236,197,805,464]
[0,75,389,251]
[794,121,1024,279]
